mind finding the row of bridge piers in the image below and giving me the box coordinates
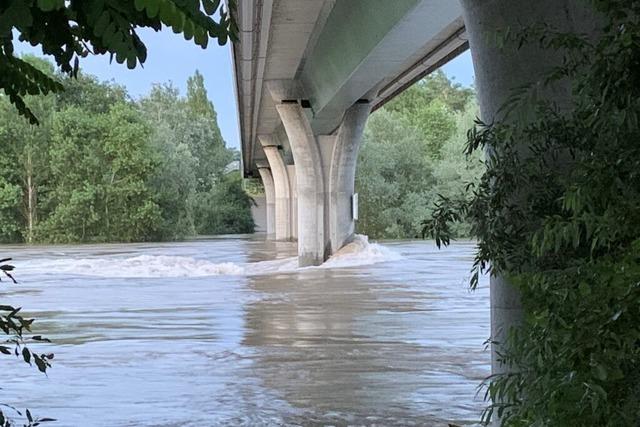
[255,81,371,267]
[247,3,599,418]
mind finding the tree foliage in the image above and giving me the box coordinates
[384,70,474,156]
[0,0,237,123]
[40,103,161,242]
[425,2,640,425]
[355,72,480,239]
[0,60,254,243]
[0,259,55,427]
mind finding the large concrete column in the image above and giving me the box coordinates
[328,102,371,253]
[460,0,599,387]
[318,135,337,259]
[259,136,292,241]
[256,161,275,237]
[275,102,328,266]
[286,164,298,240]
[268,81,374,265]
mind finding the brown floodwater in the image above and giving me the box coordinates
[0,235,489,426]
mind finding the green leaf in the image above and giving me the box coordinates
[37,0,62,12]
[134,0,146,12]
[126,55,137,70]
[203,0,221,15]
[183,19,194,40]
[145,0,160,18]
[578,281,590,296]
[94,11,111,37]
[592,364,607,381]
[22,347,31,364]
[34,355,47,373]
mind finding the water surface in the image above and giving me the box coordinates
[0,236,489,426]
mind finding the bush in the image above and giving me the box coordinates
[426,2,640,425]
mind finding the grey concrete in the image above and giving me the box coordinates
[233,0,467,177]
[286,164,298,240]
[274,100,327,266]
[460,0,600,411]
[318,135,337,260]
[300,0,464,134]
[233,0,471,264]
[251,195,267,233]
[233,0,330,174]
[259,136,293,241]
[256,163,276,237]
[328,102,371,253]
[270,80,372,265]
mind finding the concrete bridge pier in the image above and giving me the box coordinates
[328,101,371,254]
[274,100,327,266]
[460,0,600,417]
[268,81,371,266]
[259,135,293,241]
[286,164,298,240]
[256,161,276,237]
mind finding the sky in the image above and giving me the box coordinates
[17,29,475,149]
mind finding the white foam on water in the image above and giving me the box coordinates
[321,234,402,269]
[31,255,246,278]
[27,235,400,278]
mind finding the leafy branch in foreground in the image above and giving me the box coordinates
[0,257,55,427]
[0,0,237,123]
[424,2,640,425]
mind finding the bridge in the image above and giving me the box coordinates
[231,0,467,267]
[230,0,597,399]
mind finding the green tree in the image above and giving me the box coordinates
[384,70,473,156]
[195,171,255,235]
[0,0,237,123]
[355,72,479,239]
[356,110,435,238]
[139,77,254,238]
[0,56,56,243]
[386,70,474,114]
[56,72,129,114]
[0,160,21,242]
[426,2,640,425]
[426,101,484,237]
[0,59,255,242]
[186,69,216,119]
[40,103,161,242]
[140,83,199,239]
[185,70,230,191]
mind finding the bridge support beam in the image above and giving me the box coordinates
[460,0,599,417]
[286,164,298,240]
[329,102,371,253]
[268,81,370,266]
[275,101,327,266]
[256,162,275,237]
[259,135,293,241]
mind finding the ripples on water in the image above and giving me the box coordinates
[1,235,489,426]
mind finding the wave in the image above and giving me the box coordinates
[26,235,400,278]
[321,234,402,269]
[34,255,246,278]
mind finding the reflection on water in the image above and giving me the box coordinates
[0,236,489,426]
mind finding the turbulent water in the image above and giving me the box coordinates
[1,235,490,427]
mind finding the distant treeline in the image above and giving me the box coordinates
[356,70,482,239]
[0,56,254,244]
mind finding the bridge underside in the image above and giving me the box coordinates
[231,1,602,416]
[232,0,467,266]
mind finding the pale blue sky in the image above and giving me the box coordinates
[17,29,475,149]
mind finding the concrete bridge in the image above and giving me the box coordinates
[231,0,598,402]
[231,0,467,267]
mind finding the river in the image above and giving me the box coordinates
[0,235,489,427]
